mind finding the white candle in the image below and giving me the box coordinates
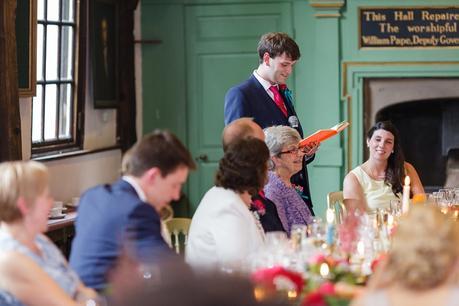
[320,262,330,278]
[402,175,411,214]
[326,209,335,245]
[357,240,365,259]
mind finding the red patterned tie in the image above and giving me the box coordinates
[269,85,288,117]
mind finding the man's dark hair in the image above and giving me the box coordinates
[123,130,196,177]
[215,137,269,196]
[257,32,300,63]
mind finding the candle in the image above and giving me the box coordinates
[326,208,335,246]
[402,175,411,214]
[357,240,365,259]
[319,262,330,278]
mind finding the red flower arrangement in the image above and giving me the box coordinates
[251,266,304,293]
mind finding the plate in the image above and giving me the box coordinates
[48,213,67,220]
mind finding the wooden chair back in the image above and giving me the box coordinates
[164,218,192,254]
[327,191,347,225]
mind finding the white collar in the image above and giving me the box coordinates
[253,70,276,92]
[122,175,147,202]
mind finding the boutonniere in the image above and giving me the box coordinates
[250,196,266,216]
[278,83,288,91]
[292,183,304,193]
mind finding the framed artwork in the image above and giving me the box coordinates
[16,0,37,97]
[90,0,118,108]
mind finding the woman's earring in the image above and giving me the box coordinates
[391,150,394,153]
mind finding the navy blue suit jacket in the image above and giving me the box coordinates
[224,74,315,215]
[69,179,171,290]
[224,75,304,136]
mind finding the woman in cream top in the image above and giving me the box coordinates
[344,121,424,213]
[186,138,268,271]
[349,166,400,211]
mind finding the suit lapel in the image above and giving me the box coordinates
[249,75,288,119]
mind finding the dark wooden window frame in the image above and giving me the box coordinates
[32,0,86,157]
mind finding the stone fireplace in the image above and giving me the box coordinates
[363,78,459,192]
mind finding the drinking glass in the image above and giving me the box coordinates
[265,231,288,249]
[307,218,326,248]
[290,224,308,251]
[389,200,402,217]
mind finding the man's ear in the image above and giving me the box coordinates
[16,197,29,216]
[262,52,271,66]
[144,167,161,183]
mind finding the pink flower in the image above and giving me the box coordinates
[309,253,327,265]
[318,281,336,295]
[302,292,327,306]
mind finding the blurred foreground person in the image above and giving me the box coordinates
[352,205,459,306]
[186,137,269,271]
[0,161,100,306]
[111,255,273,306]
[70,130,195,291]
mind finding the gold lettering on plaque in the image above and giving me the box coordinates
[394,10,414,21]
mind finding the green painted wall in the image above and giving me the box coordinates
[141,0,459,218]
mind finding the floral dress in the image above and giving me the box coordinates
[0,230,81,305]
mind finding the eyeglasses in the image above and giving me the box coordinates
[278,147,301,156]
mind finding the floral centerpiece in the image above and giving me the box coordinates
[251,254,364,306]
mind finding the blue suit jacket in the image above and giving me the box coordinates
[69,179,171,290]
[224,75,304,136]
[224,75,315,215]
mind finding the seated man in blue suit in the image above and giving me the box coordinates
[224,32,319,215]
[70,130,196,291]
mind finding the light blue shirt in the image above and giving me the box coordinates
[0,229,81,305]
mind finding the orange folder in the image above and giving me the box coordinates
[299,121,349,147]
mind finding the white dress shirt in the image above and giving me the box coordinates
[253,70,276,101]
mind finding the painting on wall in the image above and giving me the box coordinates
[16,0,37,97]
[91,0,118,108]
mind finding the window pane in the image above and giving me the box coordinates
[32,85,44,142]
[62,0,74,22]
[59,84,72,138]
[47,0,60,21]
[44,84,58,140]
[60,26,73,80]
[37,0,45,21]
[45,25,59,81]
[36,25,44,81]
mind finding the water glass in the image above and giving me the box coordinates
[389,199,402,217]
[290,224,307,250]
[265,231,288,249]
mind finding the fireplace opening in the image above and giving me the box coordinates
[375,99,459,191]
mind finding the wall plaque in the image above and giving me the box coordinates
[360,7,459,48]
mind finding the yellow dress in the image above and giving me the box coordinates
[351,166,401,212]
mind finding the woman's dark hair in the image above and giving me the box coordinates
[215,137,269,196]
[367,121,405,195]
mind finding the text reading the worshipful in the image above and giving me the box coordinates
[360,7,459,48]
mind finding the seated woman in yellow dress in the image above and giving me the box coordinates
[343,121,424,213]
